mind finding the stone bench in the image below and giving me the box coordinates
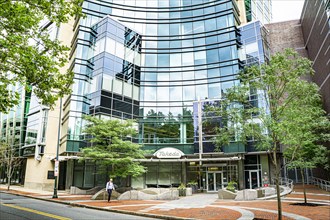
[118,188,179,200]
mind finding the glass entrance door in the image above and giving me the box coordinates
[249,170,260,189]
[207,172,223,192]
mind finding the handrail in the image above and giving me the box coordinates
[271,178,294,191]
[310,177,330,192]
[272,177,293,193]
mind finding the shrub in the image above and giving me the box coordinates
[226,181,237,193]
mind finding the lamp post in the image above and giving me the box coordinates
[197,97,203,191]
[52,97,62,199]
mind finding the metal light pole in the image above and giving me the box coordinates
[52,97,62,199]
[197,97,203,191]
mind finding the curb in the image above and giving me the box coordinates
[0,190,193,220]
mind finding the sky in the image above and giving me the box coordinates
[272,0,305,22]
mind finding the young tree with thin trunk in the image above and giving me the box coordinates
[81,116,147,179]
[0,142,22,190]
[283,98,329,204]
[205,49,329,220]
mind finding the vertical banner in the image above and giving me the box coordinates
[54,160,59,177]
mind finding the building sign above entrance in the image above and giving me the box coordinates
[153,147,184,159]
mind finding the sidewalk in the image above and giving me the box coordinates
[1,184,329,220]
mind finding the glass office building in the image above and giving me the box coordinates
[60,0,272,191]
[1,0,272,191]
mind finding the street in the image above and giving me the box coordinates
[0,192,159,220]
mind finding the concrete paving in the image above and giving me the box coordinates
[1,184,329,220]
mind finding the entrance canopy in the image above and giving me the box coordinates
[135,156,242,162]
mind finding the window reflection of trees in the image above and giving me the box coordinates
[142,108,194,144]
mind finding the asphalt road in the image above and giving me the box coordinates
[0,192,159,220]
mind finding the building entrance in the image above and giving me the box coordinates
[206,172,223,192]
[247,170,260,189]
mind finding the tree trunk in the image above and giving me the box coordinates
[7,164,12,191]
[301,168,307,204]
[7,176,11,191]
[274,152,282,220]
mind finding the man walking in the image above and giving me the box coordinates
[106,178,115,202]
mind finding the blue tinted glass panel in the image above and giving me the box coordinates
[206,49,219,63]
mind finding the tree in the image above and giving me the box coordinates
[0,141,22,190]
[283,94,329,204]
[206,49,330,220]
[0,0,83,112]
[81,116,146,179]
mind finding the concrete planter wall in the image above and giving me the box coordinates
[218,189,237,199]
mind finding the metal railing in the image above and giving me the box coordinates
[310,177,330,192]
[271,178,294,192]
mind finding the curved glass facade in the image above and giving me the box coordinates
[63,0,245,153]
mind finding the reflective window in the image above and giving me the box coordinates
[182,23,192,35]
[194,51,206,65]
[221,66,232,77]
[144,87,157,101]
[182,39,193,47]
[144,72,157,81]
[205,18,217,32]
[170,87,182,101]
[170,23,181,35]
[145,54,157,66]
[183,86,195,100]
[158,54,170,67]
[219,46,231,61]
[182,52,194,66]
[206,49,219,63]
[206,36,218,44]
[157,87,169,101]
[196,84,208,99]
[193,9,203,17]
[193,21,205,33]
[158,41,170,48]
[158,24,169,36]
[208,83,221,98]
[170,53,182,66]
[193,38,205,46]
[146,24,157,35]
[217,16,228,29]
[170,0,180,7]
[170,40,181,48]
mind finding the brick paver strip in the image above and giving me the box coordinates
[147,207,242,220]
[241,207,311,220]
[210,205,254,220]
[251,210,292,220]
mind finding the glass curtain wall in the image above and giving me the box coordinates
[245,0,272,24]
[69,0,243,155]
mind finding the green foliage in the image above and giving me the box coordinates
[0,141,22,190]
[226,181,237,193]
[208,49,329,160]
[178,183,186,189]
[178,183,186,196]
[0,0,83,112]
[81,115,147,178]
[206,48,330,218]
[187,180,198,187]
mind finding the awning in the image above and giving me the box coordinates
[134,156,242,162]
[51,155,80,161]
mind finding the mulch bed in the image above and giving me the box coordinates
[290,202,325,207]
